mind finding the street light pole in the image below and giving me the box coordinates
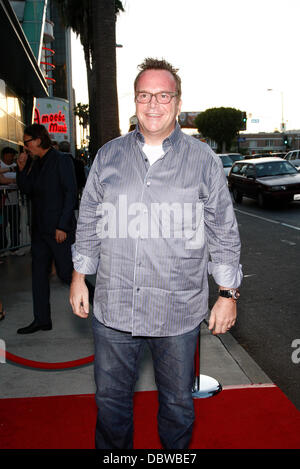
[280,91,284,131]
[267,88,285,131]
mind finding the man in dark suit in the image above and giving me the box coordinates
[58,141,86,208]
[16,124,77,334]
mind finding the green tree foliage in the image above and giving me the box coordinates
[194,107,245,152]
[74,103,89,128]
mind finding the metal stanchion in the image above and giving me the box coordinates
[192,329,222,399]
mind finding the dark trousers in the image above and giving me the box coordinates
[0,205,20,250]
[92,317,200,450]
[31,231,74,325]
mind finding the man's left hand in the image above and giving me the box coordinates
[55,229,67,243]
[208,297,237,335]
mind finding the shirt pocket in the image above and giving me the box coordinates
[183,200,205,251]
[170,195,204,250]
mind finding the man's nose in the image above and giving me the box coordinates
[149,95,158,107]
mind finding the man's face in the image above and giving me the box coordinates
[23,134,42,157]
[135,69,182,145]
[2,152,15,165]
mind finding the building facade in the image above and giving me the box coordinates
[0,0,75,154]
[0,0,48,151]
[239,131,300,154]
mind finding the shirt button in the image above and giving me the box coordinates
[144,158,148,163]
[136,287,140,293]
[146,181,151,187]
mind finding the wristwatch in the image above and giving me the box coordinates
[219,289,240,300]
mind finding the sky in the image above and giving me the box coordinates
[71,0,300,136]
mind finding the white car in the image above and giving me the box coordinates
[284,150,300,170]
[218,154,234,177]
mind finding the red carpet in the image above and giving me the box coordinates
[0,386,300,449]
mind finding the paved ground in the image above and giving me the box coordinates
[0,251,272,399]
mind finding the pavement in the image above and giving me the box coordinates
[0,250,272,400]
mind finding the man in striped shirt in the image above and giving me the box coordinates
[70,58,242,449]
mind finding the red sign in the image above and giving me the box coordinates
[34,108,67,134]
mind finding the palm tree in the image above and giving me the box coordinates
[74,102,89,147]
[54,0,124,157]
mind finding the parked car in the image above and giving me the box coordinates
[218,154,234,177]
[227,157,300,207]
[245,153,275,159]
[226,153,244,162]
[284,150,300,170]
[246,153,285,159]
[270,152,286,158]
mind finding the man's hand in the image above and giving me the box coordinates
[208,297,237,335]
[70,271,89,318]
[17,152,28,171]
[55,229,67,243]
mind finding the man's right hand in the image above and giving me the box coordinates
[70,271,89,318]
[17,152,28,172]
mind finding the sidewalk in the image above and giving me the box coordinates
[0,251,271,399]
[2,252,300,449]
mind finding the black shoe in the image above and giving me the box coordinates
[17,321,52,334]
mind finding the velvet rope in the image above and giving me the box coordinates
[1,349,94,370]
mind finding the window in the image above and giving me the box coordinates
[231,163,248,175]
[240,164,249,176]
[256,161,297,177]
[231,164,241,174]
[246,165,255,177]
[290,151,298,160]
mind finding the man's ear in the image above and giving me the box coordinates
[176,99,182,117]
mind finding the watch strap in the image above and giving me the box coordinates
[219,289,240,300]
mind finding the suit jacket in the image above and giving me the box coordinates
[17,148,77,236]
[62,153,86,190]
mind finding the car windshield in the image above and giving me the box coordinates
[228,154,244,162]
[256,161,298,177]
[219,155,233,167]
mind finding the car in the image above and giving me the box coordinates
[227,157,300,207]
[270,152,286,158]
[284,150,300,170]
[245,153,276,159]
[225,153,244,163]
[218,154,234,177]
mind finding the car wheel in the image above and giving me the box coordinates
[257,192,266,208]
[232,187,243,203]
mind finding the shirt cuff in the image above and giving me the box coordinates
[208,262,243,288]
[72,244,99,275]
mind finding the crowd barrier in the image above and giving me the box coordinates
[0,185,31,255]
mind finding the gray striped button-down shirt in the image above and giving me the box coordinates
[73,123,242,336]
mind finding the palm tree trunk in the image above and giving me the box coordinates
[83,45,98,158]
[92,0,120,148]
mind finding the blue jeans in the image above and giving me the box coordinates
[92,316,200,449]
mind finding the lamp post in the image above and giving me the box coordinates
[267,88,285,131]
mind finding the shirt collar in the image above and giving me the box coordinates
[134,121,183,152]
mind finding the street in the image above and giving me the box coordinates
[210,196,300,409]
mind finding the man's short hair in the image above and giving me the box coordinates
[58,141,71,153]
[134,58,182,99]
[1,147,17,157]
[24,124,52,149]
